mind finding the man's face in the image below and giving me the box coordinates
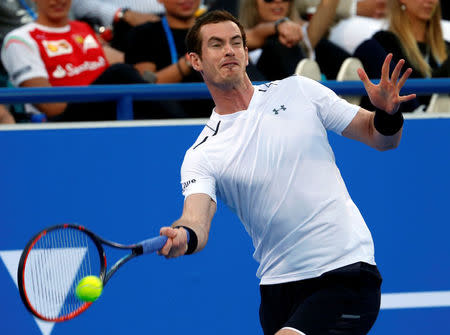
[34,0,71,26]
[159,0,201,21]
[190,21,248,87]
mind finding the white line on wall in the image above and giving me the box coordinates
[381,291,450,309]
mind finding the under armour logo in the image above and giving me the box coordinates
[272,105,286,115]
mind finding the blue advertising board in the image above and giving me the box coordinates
[0,117,449,335]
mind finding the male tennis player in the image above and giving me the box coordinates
[158,10,415,335]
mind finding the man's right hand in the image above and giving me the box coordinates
[158,226,189,258]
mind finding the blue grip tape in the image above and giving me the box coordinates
[140,235,168,254]
[139,229,191,255]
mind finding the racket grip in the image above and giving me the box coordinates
[140,235,168,254]
[139,228,191,254]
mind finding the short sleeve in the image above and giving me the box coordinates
[1,33,48,86]
[296,76,359,134]
[180,148,217,203]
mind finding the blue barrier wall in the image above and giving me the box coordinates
[1,78,449,119]
[0,118,449,335]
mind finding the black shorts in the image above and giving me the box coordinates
[259,262,382,335]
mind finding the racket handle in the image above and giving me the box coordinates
[139,229,191,255]
[140,235,168,254]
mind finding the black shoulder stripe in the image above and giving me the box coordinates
[258,81,278,92]
[193,121,221,150]
[193,136,208,150]
[212,120,221,136]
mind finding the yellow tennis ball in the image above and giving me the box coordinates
[75,276,103,302]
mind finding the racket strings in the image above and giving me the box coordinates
[23,227,100,320]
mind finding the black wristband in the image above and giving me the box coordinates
[373,107,404,136]
[175,226,198,255]
[274,17,289,35]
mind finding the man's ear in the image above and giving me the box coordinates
[188,52,202,71]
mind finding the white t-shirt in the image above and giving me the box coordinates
[181,75,375,285]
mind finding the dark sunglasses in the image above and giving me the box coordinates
[263,0,292,3]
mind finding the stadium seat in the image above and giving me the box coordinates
[295,59,322,82]
[337,57,364,105]
[425,93,450,113]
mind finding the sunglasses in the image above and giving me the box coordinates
[263,0,292,3]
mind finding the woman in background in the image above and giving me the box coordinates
[355,0,449,112]
[239,0,350,80]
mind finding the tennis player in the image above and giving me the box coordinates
[158,10,415,335]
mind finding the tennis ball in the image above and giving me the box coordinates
[75,276,103,302]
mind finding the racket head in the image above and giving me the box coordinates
[17,224,106,322]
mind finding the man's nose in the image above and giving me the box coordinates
[224,43,235,56]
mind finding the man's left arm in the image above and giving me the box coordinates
[342,107,402,151]
[342,53,416,151]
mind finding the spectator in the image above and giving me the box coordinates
[71,0,163,51]
[239,0,351,80]
[1,0,176,121]
[354,0,449,112]
[125,0,214,118]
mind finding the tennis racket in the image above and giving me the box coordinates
[17,223,174,322]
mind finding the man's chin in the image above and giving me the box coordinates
[217,74,243,88]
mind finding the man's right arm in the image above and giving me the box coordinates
[20,77,67,117]
[159,193,216,258]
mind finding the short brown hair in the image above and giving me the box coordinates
[186,10,247,57]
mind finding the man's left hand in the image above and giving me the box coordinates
[357,53,416,114]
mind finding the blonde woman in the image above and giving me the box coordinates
[239,0,350,80]
[354,0,449,111]
[379,0,448,78]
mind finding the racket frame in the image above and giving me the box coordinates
[17,223,144,322]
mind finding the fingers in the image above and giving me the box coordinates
[390,58,405,84]
[397,67,413,90]
[399,93,417,103]
[278,22,303,47]
[357,67,373,92]
[158,227,176,256]
[396,67,416,102]
[158,227,188,258]
[381,53,393,82]
[278,35,293,48]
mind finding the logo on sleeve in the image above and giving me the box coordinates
[11,65,32,81]
[182,179,197,192]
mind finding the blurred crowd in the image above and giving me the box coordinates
[0,0,449,123]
